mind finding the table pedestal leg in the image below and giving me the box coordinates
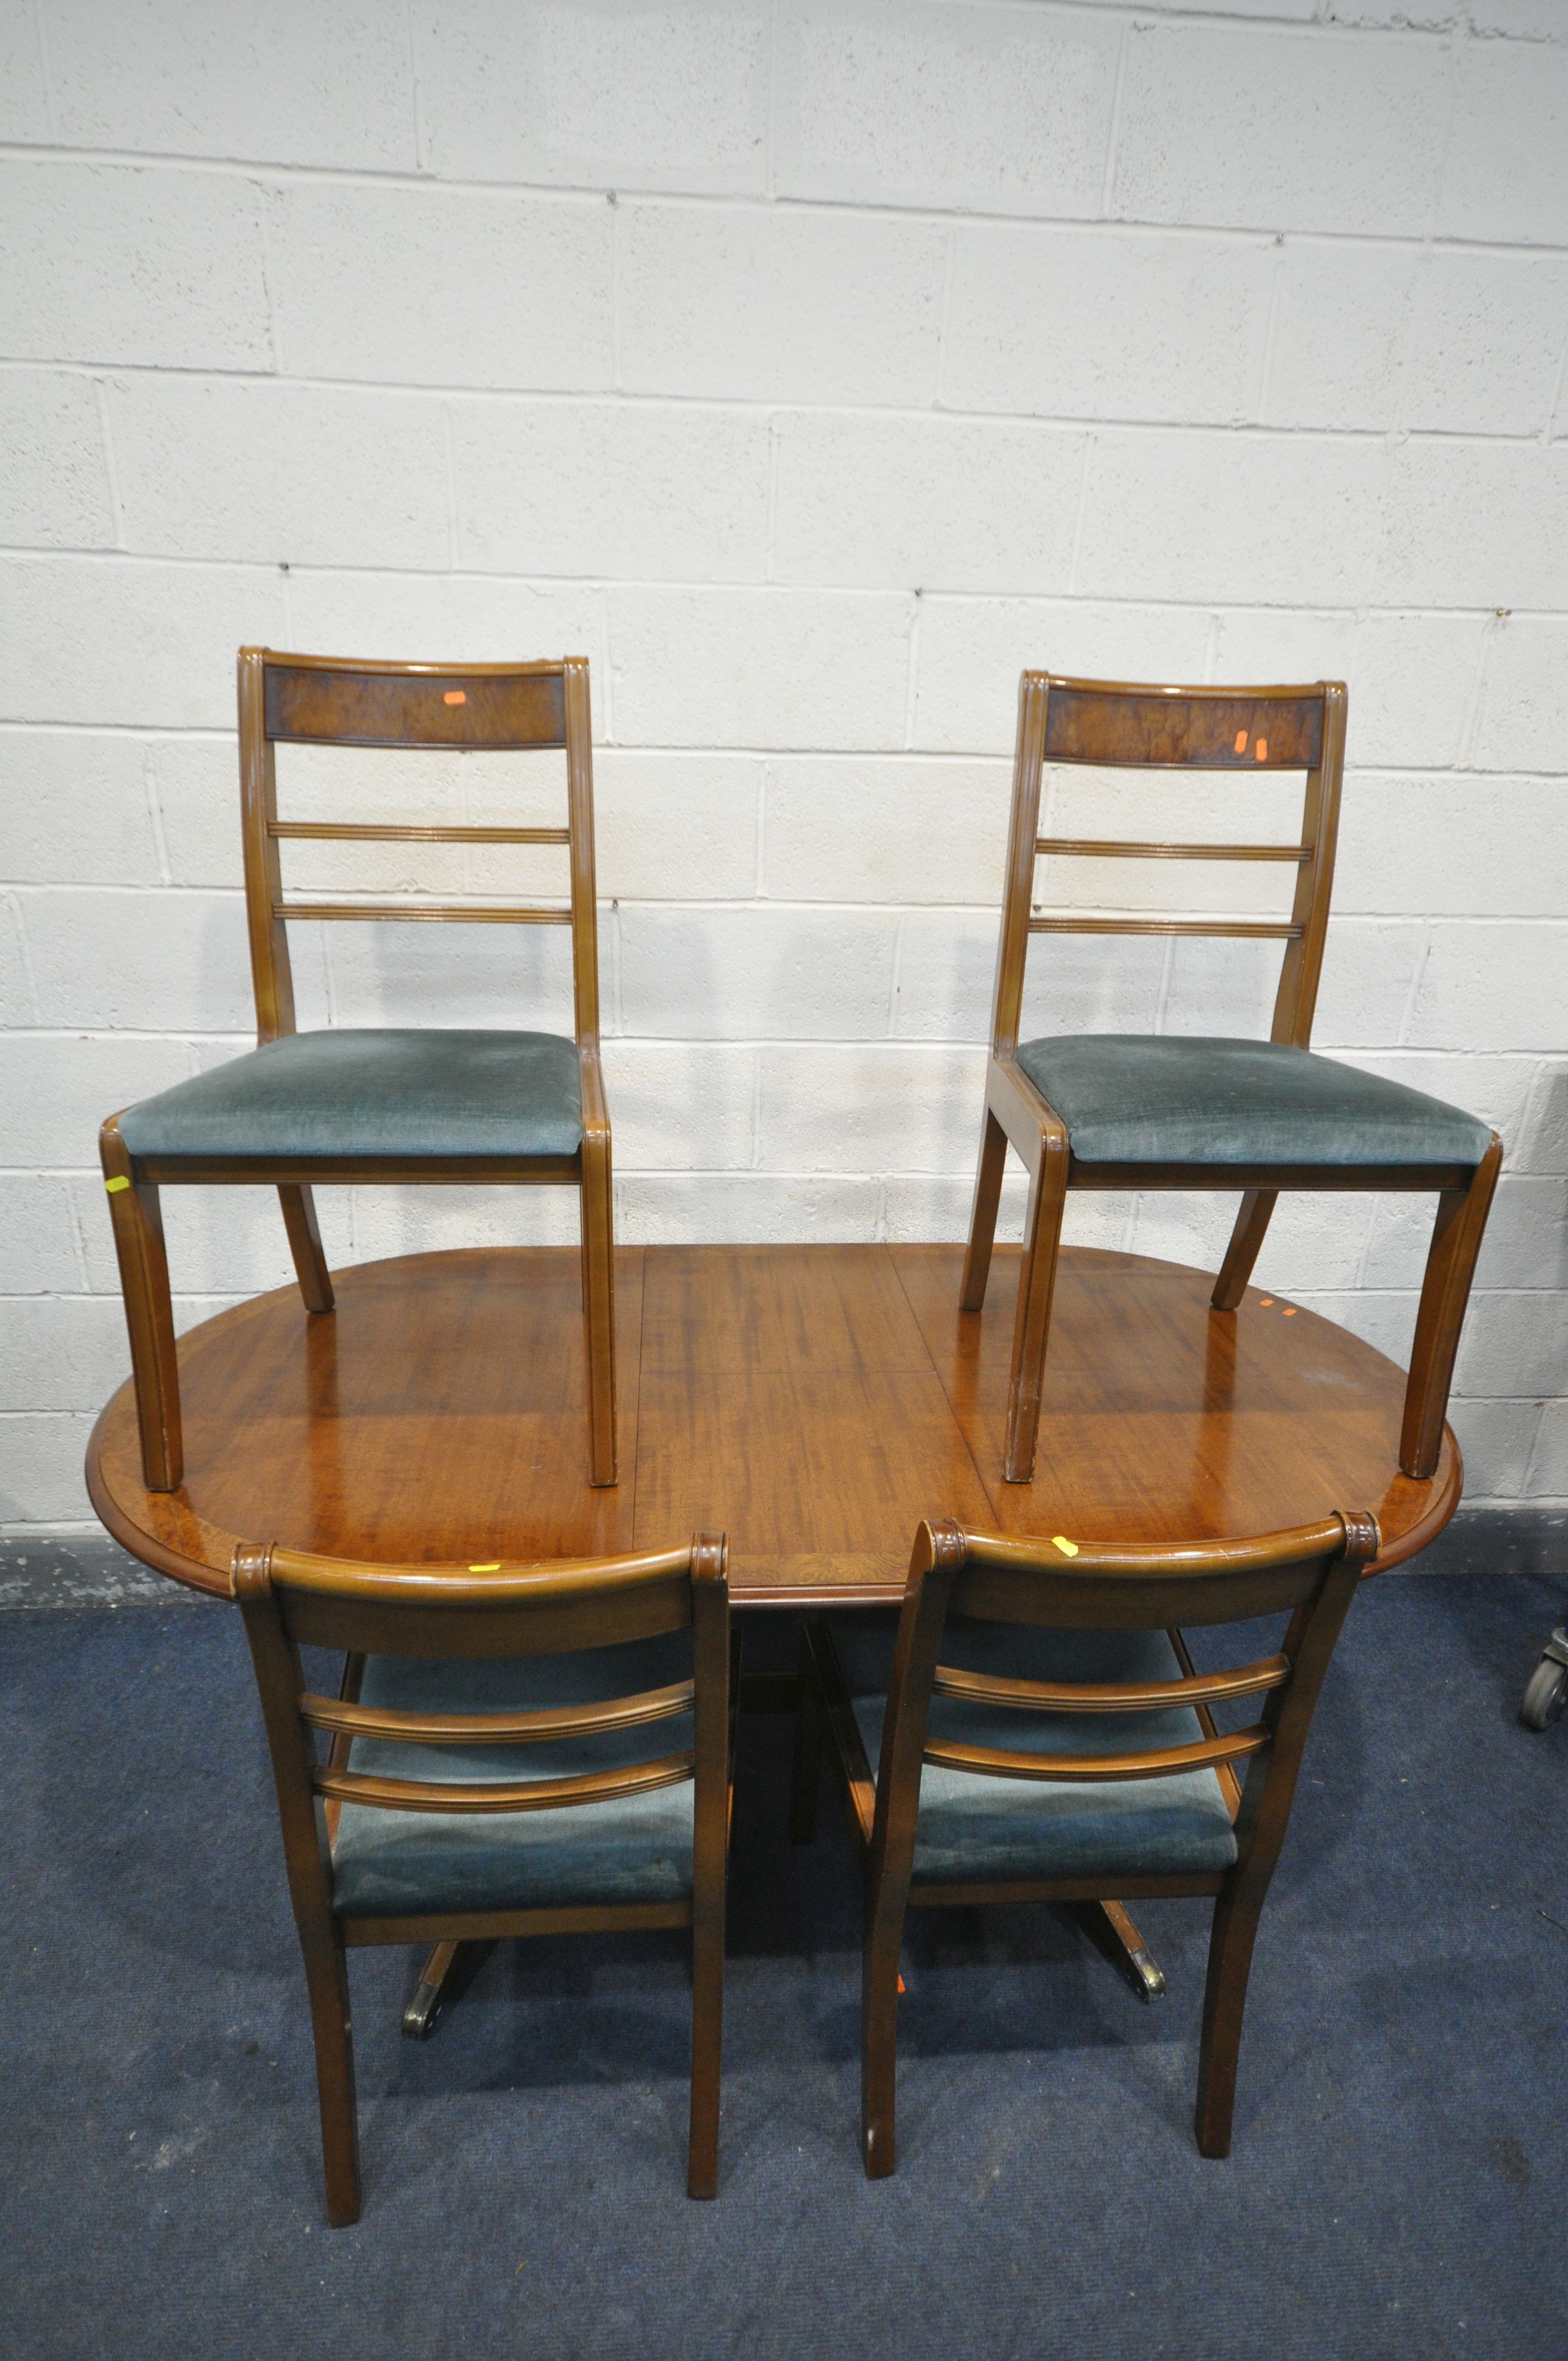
[402,1939,495,2039]
[1080,1900,1167,2003]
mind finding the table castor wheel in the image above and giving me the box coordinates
[1521,1628,1568,1731]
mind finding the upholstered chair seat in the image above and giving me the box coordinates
[119,1027,584,1164]
[332,1634,697,1918]
[1014,1034,1495,1169]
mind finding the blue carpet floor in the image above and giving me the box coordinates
[3,1567,1566,2360]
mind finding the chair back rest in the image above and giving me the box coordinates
[236,649,602,1049]
[990,673,1348,1058]
[872,1511,1379,1890]
[232,1535,728,1925]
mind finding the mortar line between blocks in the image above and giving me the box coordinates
[29,1,57,140]
[1098,19,1130,217]
[7,135,1568,255]
[405,0,427,175]
[90,380,126,549]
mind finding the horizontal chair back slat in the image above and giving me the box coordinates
[1042,684,1323,770]
[922,1727,1270,1784]
[271,823,570,846]
[314,1753,698,1816]
[300,1678,695,1746]
[259,1544,698,1660]
[929,1655,1291,1712]
[265,661,567,750]
[271,901,571,926]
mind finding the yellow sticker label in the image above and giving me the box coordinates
[468,1562,500,1573]
[105,1176,131,1193]
[1052,1535,1079,1558]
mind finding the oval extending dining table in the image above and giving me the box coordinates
[86,1239,1461,2024]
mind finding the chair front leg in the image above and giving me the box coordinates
[1003,1130,1070,1484]
[1400,1136,1503,1482]
[961,1108,1009,1313]
[1211,1189,1279,1313]
[279,1184,335,1314]
[579,1135,617,1488]
[100,1118,183,1492]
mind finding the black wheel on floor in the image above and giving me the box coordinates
[1521,1653,1568,1732]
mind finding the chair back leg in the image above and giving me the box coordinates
[687,1902,725,2199]
[1194,1884,1267,2159]
[1003,1134,1071,1484]
[278,1184,335,1314]
[961,1108,1010,1313]
[1400,1136,1502,1480]
[300,1926,361,2226]
[861,1899,906,2179]
[1210,1188,1280,1313]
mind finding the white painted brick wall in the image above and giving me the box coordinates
[3,0,1566,1528]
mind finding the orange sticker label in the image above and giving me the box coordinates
[1233,730,1248,754]
[1259,1296,1273,1306]
[443,689,467,706]
[1254,737,1268,762]
[1281,1306,1297,1316]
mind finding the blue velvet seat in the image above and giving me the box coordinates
[331,1634,696,1919]
[1014,1034,1493,1169]
[119,1027,584,1163]
[834,1620,1237,1885]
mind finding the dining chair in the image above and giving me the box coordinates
[233,1531,736,2223]
[962,673,1502,1483]
[100,650,618,1492]
[791,1509,1381,2178]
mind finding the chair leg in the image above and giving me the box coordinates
[960,1108,1009,1313]
[1194,1887,1264,2160]
[279,1184,335,1315]
[1002,1135,1070,1485]
[789,1636,825,1844]
[100,1131,183,1493]
[579,1149,617,1488]
[301,1931,361,2225]
[1211,1189,1279,1313]
[688,1903,725,2199]
[1400,1139,1503,1482]
[861,1906,905,2180]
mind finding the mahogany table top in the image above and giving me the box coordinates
[87,1243,1461,1606]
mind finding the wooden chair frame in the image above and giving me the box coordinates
[794,1509,1381,2177]
[962,673,1502,1484]
[233,1533,735,2223]
[101,650,618,1493]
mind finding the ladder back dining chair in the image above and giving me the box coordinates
[962,673,1501,1483]
[100,650,618,1492]
[792,1509,1381,2177]
[233,1531,736,2223]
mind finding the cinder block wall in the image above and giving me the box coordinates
[2,0,1565,1530]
